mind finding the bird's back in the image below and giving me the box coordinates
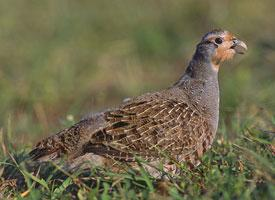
[30,86,216,167]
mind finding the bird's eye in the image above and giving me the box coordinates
[215,37,223,44]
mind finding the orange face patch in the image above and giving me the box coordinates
[204,32,236,70]
[212,45,235,65]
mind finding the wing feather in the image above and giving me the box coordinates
[86,98,208,161]
[30,96,210,164]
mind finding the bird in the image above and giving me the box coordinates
[29,29,247,176]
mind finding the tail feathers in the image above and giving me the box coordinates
[28,117,102,162]
[29,129,68,162]
[29,147,60,162]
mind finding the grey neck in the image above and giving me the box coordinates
[174,50,220,132]
[175,51,219,87]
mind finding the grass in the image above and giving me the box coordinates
[0,111,274,199]
[0,0,275,199]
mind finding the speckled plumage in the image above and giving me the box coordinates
[29,30,247,175]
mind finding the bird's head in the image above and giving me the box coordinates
[195,29,247,71]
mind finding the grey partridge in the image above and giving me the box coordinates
[29,29,247,175]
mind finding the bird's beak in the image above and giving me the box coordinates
[231,39,248,54]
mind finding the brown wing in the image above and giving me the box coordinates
[86,98,211,162]
[30,98,212,163]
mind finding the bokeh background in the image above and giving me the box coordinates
[0,0,274,147]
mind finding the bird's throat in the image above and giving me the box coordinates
[211,63,220,72]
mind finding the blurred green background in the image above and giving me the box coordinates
[0,0,274,147]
